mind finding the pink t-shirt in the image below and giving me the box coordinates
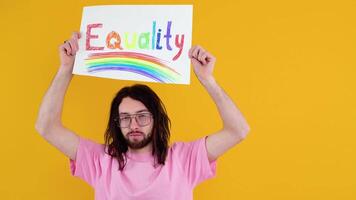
[69,136,217,200]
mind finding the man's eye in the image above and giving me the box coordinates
[139,114,150,118]
[120,117,130,121]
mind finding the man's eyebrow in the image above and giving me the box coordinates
[119,109,149,115]
[136,109,150,113]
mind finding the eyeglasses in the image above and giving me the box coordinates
[114,112,152,128]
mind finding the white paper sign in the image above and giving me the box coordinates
[73,5,193,84]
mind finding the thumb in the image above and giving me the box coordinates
[190,57,202,68]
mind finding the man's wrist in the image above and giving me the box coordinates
[58,65,74,76]
[199,76,216,87]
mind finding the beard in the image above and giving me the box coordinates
[124,131,152,149]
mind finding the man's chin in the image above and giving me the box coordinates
[126,137,151,149]
[129,139,143,145]
[128,142,147,149]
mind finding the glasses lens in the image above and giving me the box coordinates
[136,114,151,126]
[119,116,131,128]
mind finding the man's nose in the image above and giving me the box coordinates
[129,117,139,129]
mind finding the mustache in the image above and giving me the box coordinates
[128,131,144,135]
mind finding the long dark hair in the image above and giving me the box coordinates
[104,84,171,171]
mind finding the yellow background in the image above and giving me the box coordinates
[1,0,355,199]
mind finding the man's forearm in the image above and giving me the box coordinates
[35,67,73,133]
[201,77,250,138]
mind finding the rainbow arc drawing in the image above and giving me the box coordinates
[85,52,182,83]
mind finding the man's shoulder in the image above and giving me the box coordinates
[78,136,108,157]
[169,137,205,153]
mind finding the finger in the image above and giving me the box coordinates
[197,48,206,61]
[59,44,67,55]
[72,32,79,39]
[72,31,82,40]
[190,57,201,67]
[67,40,76,56]
[63,42,72,56]
[71,37,79,52]
[60,44,71,56]
[201,53,208,65]
[189,45,197,58]
[192,46,201,59]
[69,39,78,53]
[72,32,80,50]
[205,52,216,62]
[74,39,79,52]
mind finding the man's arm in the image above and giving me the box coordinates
[35,32,81,160]
[189,46,250,162]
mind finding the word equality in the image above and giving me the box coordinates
[86,21,185,61]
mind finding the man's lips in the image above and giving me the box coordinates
[129,132,143,136]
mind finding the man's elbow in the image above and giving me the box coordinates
[35,122,48,136]
[228,125,250,143]
[241,125,251,139]
[35,120,60,137]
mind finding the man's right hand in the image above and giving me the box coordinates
[59,32,81,74]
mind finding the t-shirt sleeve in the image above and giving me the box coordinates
[69,136,104,187]
[173,136,217,187]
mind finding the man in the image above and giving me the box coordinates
[35,32,250,199]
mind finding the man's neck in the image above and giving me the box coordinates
[128,142,153,154]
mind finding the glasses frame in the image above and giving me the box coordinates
[114,112,153,128]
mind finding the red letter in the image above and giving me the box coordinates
[173,34,184,61]
[86,23,104,50]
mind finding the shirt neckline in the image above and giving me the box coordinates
[126,150,154,162]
